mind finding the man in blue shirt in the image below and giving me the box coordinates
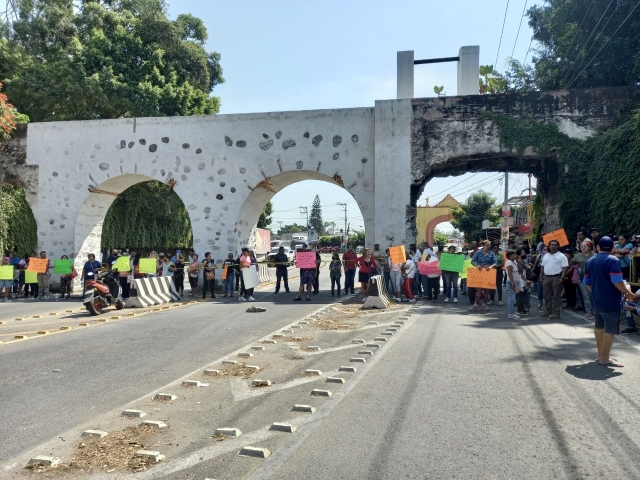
[584,236,635,368]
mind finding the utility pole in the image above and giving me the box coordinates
[299,206,309,242]
[337,202,347,251]
[502,171,509,249]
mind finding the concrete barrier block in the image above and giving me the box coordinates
[306,346,321,351]
[142,420,167,429]
[81,430,108,438]
[183,380,208,387]
[121,409,146,418]
[374,337,387,342]
[14,335,27,340]
[381,332,394,336]
[326,377,345,384]
[311,389,332,397]
[203,369,220,375]
[304,369,322,376]
[238,446,271,459]
[238,352,253,358]
[262,340,277,344]
[37,330,49,335]
[358,350,374,355]
[154,393,177,401]
[215,427,242,437]
[366,343,381,348]
[27,456,60,466]
[352,339,366,344]
[251,346,266,350]
[338,366,357,372]
[246,365,261,371]
[252,379,272,386]
[273,334,284,338]
[222,360,238,365]
[350,357,366,363]
[292,404,316,413]
[135,450,165,463]
[60,326,72,330]
[269,422,297,433]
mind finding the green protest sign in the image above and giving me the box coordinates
[460,258,472,279]
[0,265,14,280]
[25,270,38,283]
[439,253,464,273]
[138,258,157,274]
[113,256,131,272]
[54,259,73,274]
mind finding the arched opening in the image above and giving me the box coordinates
[236,170,371,254]
[74,174,193,274]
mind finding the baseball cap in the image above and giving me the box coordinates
[176,249,182,253]
[590,227,600,232]
[598,236,614,249]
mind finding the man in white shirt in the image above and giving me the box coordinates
[540,239,569,318]
[403,253,417,303]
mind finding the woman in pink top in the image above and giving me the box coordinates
[356,248,378,301]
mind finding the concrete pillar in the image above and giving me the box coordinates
[397,51,414,99]
[457,46,480,96]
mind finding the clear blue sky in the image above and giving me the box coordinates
[169,0,542,234]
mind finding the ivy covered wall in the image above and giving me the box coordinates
[0,185,37,256]
[101,181,193,251]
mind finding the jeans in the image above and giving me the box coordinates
[543,275,562,314]
[275,268,289,292]
[578,280,592,313]
[345,269,356,293]
[413,273,422,296]
[119,276,130,299]
[224,271,235,296]
[389,270,403,295]
[331,274,341,295]
[442,271,459,299]
[383,271,392,295]
[426,276,439,299]
[507,282,517,314]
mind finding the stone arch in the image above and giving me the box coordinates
[234,170,372,253]
[425,213,453,246]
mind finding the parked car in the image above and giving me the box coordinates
[267,247,294,266]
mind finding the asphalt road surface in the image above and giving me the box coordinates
[3,278,640,479]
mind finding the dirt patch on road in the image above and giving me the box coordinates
[204,363,261,378]
[310,318,356,330]
[278,336,313,343]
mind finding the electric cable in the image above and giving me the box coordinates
[557,0,597,87]
[495,0,511,68]
[510,0,528,58]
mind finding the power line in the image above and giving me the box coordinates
[495,0,511,67]
[429,173,505,205]
[423,172,481,201]
[564,0,632,90]
[523,0,547,65]
[557,0,597,87]
[510,0,528,58]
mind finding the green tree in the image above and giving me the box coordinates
[309,194,324,236]
[450,191,500,243]
[1,0,224,121]
[257,201,272,229]
[526,0,640,90]
[433,229,449,246]
[479,65,507,94]
[0,185,37,256]
[280,223,307,235]
[348,230,365,248]
[318,235,341,248]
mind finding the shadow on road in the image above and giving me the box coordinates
[565,363,623,381]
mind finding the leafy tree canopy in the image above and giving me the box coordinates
[309,194,324,236]
[1,0,224,121]
[433,229,449,246]
[280,223,307,235]
[450,191,500,243]
[257,201,272,229]
[0,81,28,141]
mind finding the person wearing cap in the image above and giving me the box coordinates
[107,248,119,271]
[540,239,568,319]
[171,249,182,264]
[584,236,634,367]
[590,228,601,248]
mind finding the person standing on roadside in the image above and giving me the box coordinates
[575,240,595,319]
[343,246,358,295]
[222,253,235,298]
[313,249,321,295]
[402,252,417,303]
[173,253,185,295]
[294,244,315,302]
[469,240,496,311]
[540,239,568,319]
[188,253,200,297]
[489,244,504,306]
[239,247,256,302]
[329,253,342,296]
[273,246,290,294]
[37,250,51,300]
[614,234,633,281]
[442,245,460,303]
[202,252,216,299]
[584,236,634,367]
[0,256,13,302]
[590,227,602,248]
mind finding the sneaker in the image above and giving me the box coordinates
[444,298,450,303]
[518,311,529,316]
[468,304,480,311]
[274,291,279,294]
[394,297,401,302]
[306,296,311,301]
[537,302,542,309]
[548,313,560,319]
[248,296,255,302]
[498,301,503,306]
[294,297,302,301]
[361,297,367,303]
[540,311,552,317]
[453,298,459,303]
[487,300,493,305]
[223,294,228,298]
[621,327,638,335]
[508,314,521,320]
[409,299,416,303]
[238,296,246,302]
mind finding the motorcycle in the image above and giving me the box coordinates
[82,268,125,316]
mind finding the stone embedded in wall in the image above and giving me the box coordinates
[282,140,296,150]
[220,182,226,187]
[204,207,211,214]
[149,144,157,153]
[352,135,359,143]
[181,175,187,181]
[230,187,236,193]
[225,136,233,146]
[236,140,247,147]
[160,169,165,176]
[99,163,109,171]
[161,137,169,143]
[198,162,205,170]
[275,131,282,139]
[207,176,215,182]
[184,166,191,173]
[195,148,202,154]
[312,135,323,147]
[296,161,303,169]
[52,172,58,177]
[303,132,310,138]
[128,142,134,148]
[120,140,126,149]
[333,153,339,160]
[217,168,225,175]
[139,139,146,145]
[182,143,190,149]
[239,168,246,174]
[333,135,342,147]
[361,157,368,163]
[262,133,269,139]
[216,194,223,200]
[259,139,274,150]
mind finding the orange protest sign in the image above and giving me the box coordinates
[466,266,497,289]
[388,245,406,265]
[27,258,49,274]
[542,228,570,247]
[222,265,228,280]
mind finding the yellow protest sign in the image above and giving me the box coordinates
[25,271,38,283]
[138,258,157,274]
[542,228,570,248]
[388,246,406,265]
[0,265,14,280]
[113,256,131,272]
[466,266,497,289]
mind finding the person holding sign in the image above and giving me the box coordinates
[402,252,417,303]
[356,248,379,302]
[58,255,76,299]
[238,247,256,302]
[441,246,461,303]
[36,251,51,299]
[469,240,497,311]
[388,248,405,302]
[294,245,316,302]
[0,256,13,302]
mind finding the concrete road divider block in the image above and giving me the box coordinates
[326,377,345,384]
[350,357,366,363]
[27,455,60,467]
[352,339,366,344]
[15,318,23,321]
[270,422,297,433]
[238,352,253,358]
[37,330,49,335]
[222,360,238,365]
[246,365,261,371]
[60,326,72,330]
[203,369,220,375]
[292,404,316,413]
[238,446,271,459]
[273,334,284,338]
[127,313,136,317]
[366,343,381,348]
[14,335,27,340]
[251,346,266,350]
[304,369,322,376]
[311,389,332,397]
[0,321,4,324]
[81,430,108,438]
[110,316,121,320]
[374,337,387,342]
[381,332,394,336]
[49,313,58,316]
[252,379,272,386]
[392,324,403,328]
[395,320,406,324]
[142,420,167,429]
[98,319,108,322]
[306,346,321,351]
[215,427,242,437]
[338,366,357,372]
[358,350,374,356]
[65,310,73,313]
[262,339,277,344]
[386,328,399,332]
[281,329,294,334]
[183,380,208,387]
[291,325,302,329]
[367,321,378,325]
[79,322,89,326]
[135,450,165,463]
[298,321,309,325]
[32,315,42,319]
[121,409,147,418]
[154,393,177,401]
